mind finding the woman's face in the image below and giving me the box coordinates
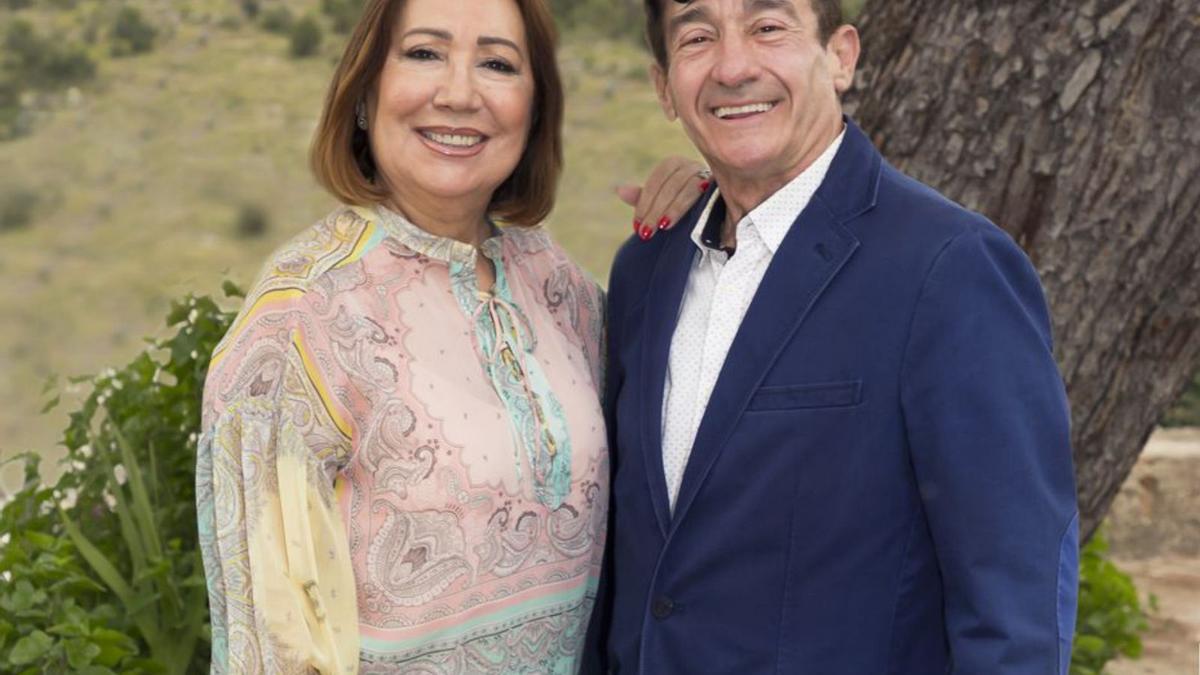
[367,0,535,212]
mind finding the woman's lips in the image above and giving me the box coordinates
[416,127,489,157]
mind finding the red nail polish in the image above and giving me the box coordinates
[657,216,671,230]
[639,226,653,241]
[699,180,711,192]
[633,218,642,234]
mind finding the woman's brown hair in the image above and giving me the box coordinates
[309,0,563,227]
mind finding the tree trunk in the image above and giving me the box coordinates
[845,0,1200,540]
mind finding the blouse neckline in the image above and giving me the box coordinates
[374,203,505,266]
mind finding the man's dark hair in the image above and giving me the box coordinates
[643,0,845,69]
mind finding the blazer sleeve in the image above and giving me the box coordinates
[900,227,1079,675]
[197,291,360,675]
[581,250,633,675]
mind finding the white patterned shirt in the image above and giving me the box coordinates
[662,130,845,511]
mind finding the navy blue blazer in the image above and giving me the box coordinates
[593,119,1079,674]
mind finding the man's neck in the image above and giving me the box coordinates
[713,122,844,242]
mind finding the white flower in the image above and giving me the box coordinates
[58,488,78,509]
[113,464,127,485]
[103,493,117,510]
[79,444,93,458]
[71,460,86,472]
[1,571,10,583]
[188,309,199,324]
[0,532,10,547]
[188,432,199,444]
[111,378,123,390]
[190,350,199,360]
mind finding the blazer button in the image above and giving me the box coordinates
[651,596,674,620]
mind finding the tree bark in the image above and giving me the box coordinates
[846,0,1200,540]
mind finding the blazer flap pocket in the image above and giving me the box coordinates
[747,380,862,411]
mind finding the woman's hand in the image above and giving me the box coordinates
[617,157,710,241]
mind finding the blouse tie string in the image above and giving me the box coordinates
[472,291,554,486]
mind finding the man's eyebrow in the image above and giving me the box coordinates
[667,5,713,39]
[668,0,800,39]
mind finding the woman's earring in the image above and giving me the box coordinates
[355,101,368,130]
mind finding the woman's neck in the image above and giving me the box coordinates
[383,186,494,248]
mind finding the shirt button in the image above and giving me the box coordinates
[651,596,674,620]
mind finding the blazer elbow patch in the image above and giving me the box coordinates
[1056,512,1080,675]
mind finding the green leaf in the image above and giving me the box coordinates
[8,630,54,665]
[222,279,245,298]
[40,394,61,414]
[112,424,163,559]
[64,637,102,668]
[57,513,133,606]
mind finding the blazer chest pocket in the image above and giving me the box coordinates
[746,380,862,412]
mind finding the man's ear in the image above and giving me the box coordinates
[826,24,861,94]
[651,62,678,121]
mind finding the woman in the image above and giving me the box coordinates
[196,0,700,672]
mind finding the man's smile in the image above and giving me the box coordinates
[712,101,778,120]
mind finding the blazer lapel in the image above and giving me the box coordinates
[667,118,883,530]
[639,220,702,538]
[668,202,859,529]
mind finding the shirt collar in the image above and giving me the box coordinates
[374,204,504,265]
[690,128,846,257]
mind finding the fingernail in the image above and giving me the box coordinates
[657,216,671,230]
[699,180,710,192]
[633,218,642,234]
[639,225,653,241]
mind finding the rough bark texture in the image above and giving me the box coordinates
[845,0,1200,540]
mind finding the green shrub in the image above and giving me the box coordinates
[239,0,260,19]
[234,202,269,238]
[320,0,363,33]
[289,15,322,58]
[1162,370,1200,427]
[259,5,293,34]
[0,186,38,231]
[3,19,97,89]
[110,6,157,56]
[0,284,241,674]
[1071,529,1150,675]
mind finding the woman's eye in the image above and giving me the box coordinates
[482,58,516,74]
[406,48,439,61]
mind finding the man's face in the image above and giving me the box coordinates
[653,0,857,185]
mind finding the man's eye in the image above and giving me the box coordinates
[683,35,710,46]
[757,24,783,34]
[406,48,439,61]
[482,58,516,74]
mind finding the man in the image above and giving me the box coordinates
[593,0,1079,672]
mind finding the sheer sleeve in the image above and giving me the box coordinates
[197,290,359,674]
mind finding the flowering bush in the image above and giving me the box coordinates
[0,283,239,673]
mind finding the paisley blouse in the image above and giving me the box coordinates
[196,205,608,674]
